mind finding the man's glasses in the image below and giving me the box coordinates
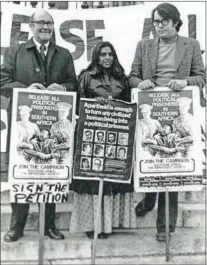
[153,19,169,27]
[31,21,54,27]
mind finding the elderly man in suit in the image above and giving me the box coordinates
[1,9,77,242]
[129,3,205,242]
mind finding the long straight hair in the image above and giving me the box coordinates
[80,41,126,80]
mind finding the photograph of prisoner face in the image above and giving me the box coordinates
[92,158,103,171]
[80,157,91,170]
[81,143,92,156]
[106,145,116,158]
[118,132,129,145]
[83,129,93,142]
[117,146,127,160]
[95,130,105,143]
[107,132,117,144]
[93,144,104,157]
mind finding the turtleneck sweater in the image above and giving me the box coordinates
[155,32,178,87]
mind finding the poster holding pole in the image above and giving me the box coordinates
[165,192,170,262]
[38,203,45,265]
[91,179,104,265]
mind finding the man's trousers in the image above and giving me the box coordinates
[9,203,56,234]
[143,192,178,232]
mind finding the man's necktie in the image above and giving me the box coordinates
[40,44,46,62]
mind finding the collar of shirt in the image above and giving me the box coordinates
[33,38,50,55]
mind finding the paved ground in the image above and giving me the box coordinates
[0,254,206,265]
[1,228,206,265]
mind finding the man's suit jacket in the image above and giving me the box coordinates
[0,38,77,95]
[128,35,206,89]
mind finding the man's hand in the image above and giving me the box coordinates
[167,79,187,91]
[138,80,155,90]
[27,83,46,90]
[47,83,66,91]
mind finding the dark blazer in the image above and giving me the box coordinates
[128,35,206,89]
[0,38,77,93]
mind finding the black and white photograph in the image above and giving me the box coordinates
[82,129,94,142]
[81,143,92,156]
[118,132,129,146]
[80,157,91,170]
[117,146,127,160]
[93,144,105,157]
[0,1,205,264]
[106,145,116,158]
[94,130,105,143]
[107,131,117,144]
[92,158,103,171]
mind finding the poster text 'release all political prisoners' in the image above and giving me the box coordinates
[132,86,204,192]
[9,89,76,203]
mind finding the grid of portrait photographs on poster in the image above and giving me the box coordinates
[80,129,129,171]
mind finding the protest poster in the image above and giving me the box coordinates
[132,86,204,192]
[73,99,137,183]
[8,89,76,203]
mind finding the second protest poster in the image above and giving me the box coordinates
[73,98,137,183]
[132,86,204,192]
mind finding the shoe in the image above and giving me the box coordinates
[98,233,109,239]
[135,197,156,217]
[135,201,148,217]
[156,232,171,242]
[4,230,23,242]
[45,229,64,240]
[86,231,94,239]
[86,231,109,239]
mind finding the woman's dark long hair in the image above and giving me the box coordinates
[79,41,126,80]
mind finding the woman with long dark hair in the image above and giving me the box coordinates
[70,41,136,239]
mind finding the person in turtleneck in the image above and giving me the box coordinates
[128,3,206,242]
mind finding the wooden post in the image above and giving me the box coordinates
[38,203,45,265]
[91,179,104,265]
[165,191,170,262]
